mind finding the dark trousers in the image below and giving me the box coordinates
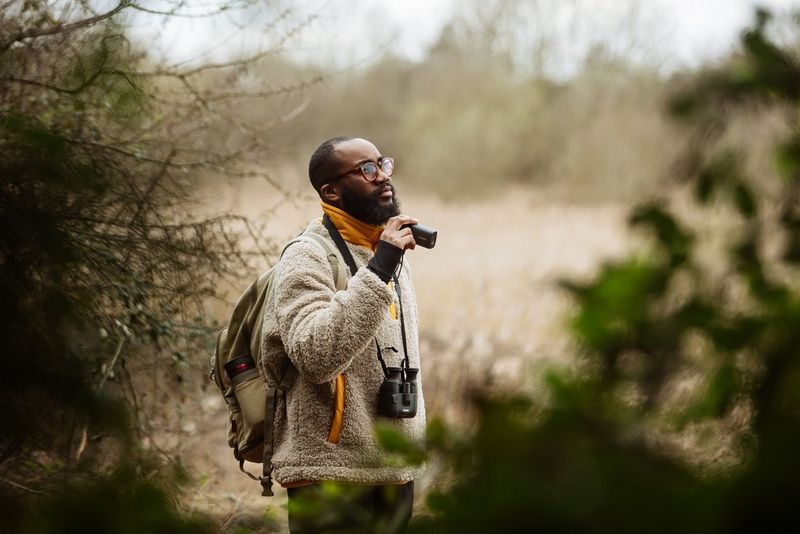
[287,482,414,534]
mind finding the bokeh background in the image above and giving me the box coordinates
[4,1,800,532]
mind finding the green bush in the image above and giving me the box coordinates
[409,9,800,532]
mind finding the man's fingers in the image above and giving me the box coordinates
[387,215,419,229]
[379,216,418,251]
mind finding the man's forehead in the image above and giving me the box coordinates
[333,138,380,165]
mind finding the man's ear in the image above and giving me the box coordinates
[320,182,340,204]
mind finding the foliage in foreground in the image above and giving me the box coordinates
[397,10,800,533]
[14,467,213,534]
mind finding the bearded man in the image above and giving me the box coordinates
[260,136,426,533]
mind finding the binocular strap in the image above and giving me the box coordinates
[392,274,411,371]
[323,214,412,375]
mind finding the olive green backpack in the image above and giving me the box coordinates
[209,230,347,496]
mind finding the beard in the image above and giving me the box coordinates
[340,183,401,225]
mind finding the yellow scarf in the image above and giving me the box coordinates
[320,202,383,251]
[320,202,398,320]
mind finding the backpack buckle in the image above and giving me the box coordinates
[260,475,274,497]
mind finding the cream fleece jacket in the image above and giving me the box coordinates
[260,217,426,486]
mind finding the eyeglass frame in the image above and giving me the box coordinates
[327,156,395,184]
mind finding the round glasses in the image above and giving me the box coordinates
[334,156,395,183]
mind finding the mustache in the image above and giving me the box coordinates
[371,183,395,200]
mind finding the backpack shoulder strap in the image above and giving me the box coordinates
[259,229,349,496]
[270,230,347,388]
[282,231,348,291]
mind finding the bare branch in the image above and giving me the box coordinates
[0,1,130,52]
[0,477,48,495]
[127,2,244,19]
[0,76,80,95]
[65,138,226,168]
[0,59,114,95]
[98,337,127,390]
[136,12,317,78]
[200,76,324,102]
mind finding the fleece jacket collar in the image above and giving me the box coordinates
[320,202,383,251]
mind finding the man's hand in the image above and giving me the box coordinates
[381,215,419,251]
[368,215,418,282]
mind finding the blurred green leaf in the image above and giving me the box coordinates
[776,138,800,183]
[564,258,668,355]
[409,8,800,533]
[374,424,426,465]
[630,204,694,266]
[732,181,757,218]
[692,365,738,421]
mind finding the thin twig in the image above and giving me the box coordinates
[0,477,48,495]
[136,13,316,78]
[0,76,81,95]
[0,1,129,52]
[99,336,126,390]
[65,138,219,167]
[128,3,242,19]
[200,76,324,102]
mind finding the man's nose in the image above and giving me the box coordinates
[374,169,390,184]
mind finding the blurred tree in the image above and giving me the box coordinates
[0,1,315,530]
[266,0,678,202]
[441,0,668,79]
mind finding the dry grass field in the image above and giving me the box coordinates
[177,181,633,531]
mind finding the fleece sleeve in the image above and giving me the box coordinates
[272,240,394,384]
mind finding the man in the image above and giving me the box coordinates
[260,136,426,533]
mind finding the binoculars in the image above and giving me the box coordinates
[377,367,419,418]
[401,223,437,249]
